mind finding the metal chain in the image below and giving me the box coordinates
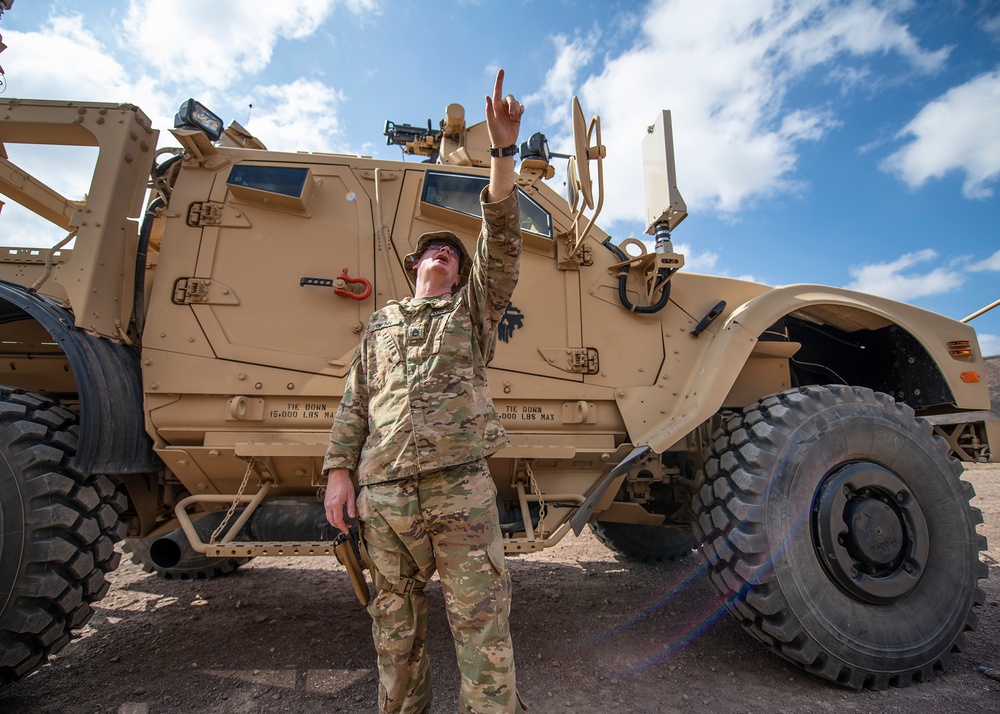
[525,461,546,535]
[210,458,255,544]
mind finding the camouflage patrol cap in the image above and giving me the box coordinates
[404,231,473,289]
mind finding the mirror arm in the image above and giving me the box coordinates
[565,117,605,262]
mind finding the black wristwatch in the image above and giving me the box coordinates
[489,144,518,158]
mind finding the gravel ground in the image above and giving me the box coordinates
[3,464,998,714]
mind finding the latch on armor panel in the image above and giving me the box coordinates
[187,201,223,226]
[185,201,251,228]
[538,347,599,374]
[568,347,599,373]
[173,277,210,304]
[171,277,241,305]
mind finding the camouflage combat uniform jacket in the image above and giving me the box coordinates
[324,187,521,485]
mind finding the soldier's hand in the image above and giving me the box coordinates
[485,68,524,150]
[324,468,356,534]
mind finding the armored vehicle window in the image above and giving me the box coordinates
[227,166,309,198]
[422,172,552,238]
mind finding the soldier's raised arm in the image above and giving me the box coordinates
[485,69,524,202]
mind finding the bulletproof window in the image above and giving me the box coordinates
[227,166,309,198]
[422,172,552,239]
[226,165,315,211]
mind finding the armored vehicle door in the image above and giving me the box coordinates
[188,161,375,376]
[393,169,585,382]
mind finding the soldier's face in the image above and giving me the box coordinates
[416,242,461,287]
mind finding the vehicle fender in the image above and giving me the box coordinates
[620,283,989,454]
[0,280,160,474]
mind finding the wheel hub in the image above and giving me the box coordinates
[843,496,904,567]
[813,462,928,604]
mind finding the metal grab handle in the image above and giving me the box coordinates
[300,268,372,301]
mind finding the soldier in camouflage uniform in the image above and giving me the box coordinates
[323,69,525,714]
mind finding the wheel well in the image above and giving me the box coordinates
[764,308,953,411]
[0,281,160,474]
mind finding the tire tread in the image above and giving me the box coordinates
[691,385,987,690]
[0,387,127,684]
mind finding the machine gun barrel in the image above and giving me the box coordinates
[384,119,439,147]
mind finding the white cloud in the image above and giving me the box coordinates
[673,241,719,274]
[779,0,949,74]
[843,248,964,301]
[882,67,1000,199]
[3,15,158,105]
[0,16,144,249]
[982,14,1000,43]
[0,205,79,250]
[978,333,1000,357]
[537,0,946,231]
[780,109,840,141]
[0,5,367,248]
[525,34,597,127]
[121,0,359,91]
[969,249,1000,272]
[240,80,346,154]
[2,2,375,128]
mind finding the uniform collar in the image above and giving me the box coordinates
[392,293,456,313]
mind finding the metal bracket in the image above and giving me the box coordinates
[174,482,274,553]
[204,541,339,558]
[932,421,992,462]
[570,445,652,535]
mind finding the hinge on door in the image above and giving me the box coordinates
[187,201,224,226]
[172,277,211,304]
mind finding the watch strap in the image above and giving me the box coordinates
[489,144,518,158]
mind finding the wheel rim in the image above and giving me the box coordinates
[813,462,929,604]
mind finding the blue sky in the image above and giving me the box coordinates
[2,0,999,355]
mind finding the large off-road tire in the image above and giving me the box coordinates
[693,385,987,690]
[589,522,696,563]
[0,388,127,684]
[123,525,252,580]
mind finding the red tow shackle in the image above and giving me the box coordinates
[333,268,372,301]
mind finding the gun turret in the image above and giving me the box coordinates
[384,119,441,158]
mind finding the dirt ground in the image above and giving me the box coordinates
[2,464,998,714]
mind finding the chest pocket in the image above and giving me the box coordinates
[430,306,475,365]
[367,321,403,393]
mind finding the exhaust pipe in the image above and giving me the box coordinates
[149,511,244,568]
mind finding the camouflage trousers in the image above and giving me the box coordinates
[357,459,523,714]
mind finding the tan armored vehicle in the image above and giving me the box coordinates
[0,83,996,690]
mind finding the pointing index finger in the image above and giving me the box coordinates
[492,68,505,113]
